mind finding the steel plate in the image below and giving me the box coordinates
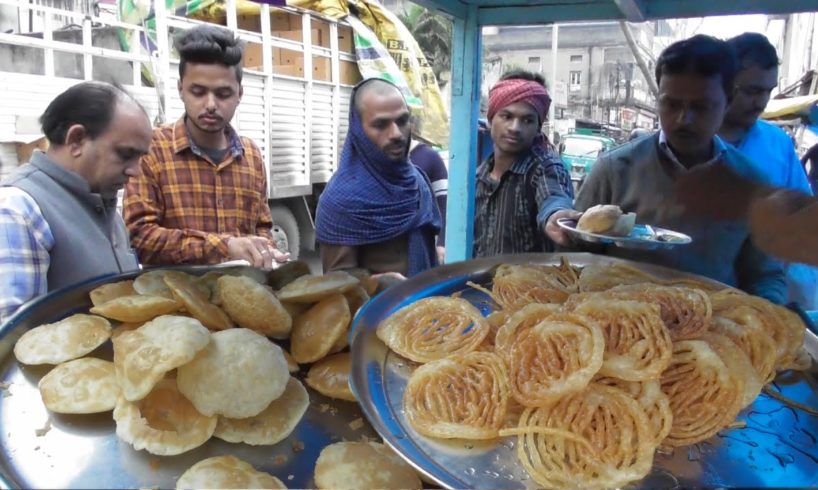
[557,218,692,250]
[0,266,378,489]
[349,252,818,489]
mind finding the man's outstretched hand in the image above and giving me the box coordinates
[545,209,583,246]
[227,236,290,269]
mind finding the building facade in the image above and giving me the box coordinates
[482,21,666,132]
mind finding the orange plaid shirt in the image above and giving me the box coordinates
[123,118,273,265]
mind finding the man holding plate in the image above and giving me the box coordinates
[567,35,786,303]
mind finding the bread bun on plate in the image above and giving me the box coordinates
[576,205,636,237]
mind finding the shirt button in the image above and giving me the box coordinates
[217,199,223,206]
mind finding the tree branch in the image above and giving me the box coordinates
[619,21,659,98]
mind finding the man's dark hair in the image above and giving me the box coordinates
[175,24,244,83]
[40,82,137,145]
[499,69,546,88]
[655,34,737,98]
[728,32,779,70]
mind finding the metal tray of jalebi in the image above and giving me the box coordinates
[0,264,378,489]
[349,252,818,489]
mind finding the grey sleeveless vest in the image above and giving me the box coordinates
[1,151,139,292]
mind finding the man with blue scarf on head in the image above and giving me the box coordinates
[316,79,441,291]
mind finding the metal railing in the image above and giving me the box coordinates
[0,0,148,86]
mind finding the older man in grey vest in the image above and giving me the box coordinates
[0,82,152,322]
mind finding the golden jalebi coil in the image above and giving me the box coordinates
[662,276,724,292]
[700,331,762,409]
[771,304,810,370]
[403,351,509,439]
[376,297,488,363]
[500,310,604,407]
[494,303,562,356]
[570,299,672,381]
[711,289,805,370]
[660,340,743,447]
[500,383,655,489]
[573,284,712,341]
[710,313,777,383]
[484,310,509,347]
[594,376,673,447]
[577,263,660,292]
[491,259,579,311]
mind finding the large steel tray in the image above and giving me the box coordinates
[0,266,378,489]
[349,252,818,489]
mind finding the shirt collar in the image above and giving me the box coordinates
[509,149,537,174]
[30,151,118,202]
[658,129,726,169]
[171,117,245,160]
[479,149,537,182]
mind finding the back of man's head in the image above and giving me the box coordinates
[499,69,546,88]
[655,34,737,100]
[727,32,778,71]
[175,25,244,83]
[40,82,139,146]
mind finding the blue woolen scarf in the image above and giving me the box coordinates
[315,82,441,276]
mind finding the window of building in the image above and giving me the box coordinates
[528,56,541,64]
[570,55,583,63]
[569,70,582,91]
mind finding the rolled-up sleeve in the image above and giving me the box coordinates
[536,156,575,228]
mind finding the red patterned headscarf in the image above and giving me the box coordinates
[487,79,551,125]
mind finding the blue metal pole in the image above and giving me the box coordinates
[445,4,481,263]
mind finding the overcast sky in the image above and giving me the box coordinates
[696,14,769,38]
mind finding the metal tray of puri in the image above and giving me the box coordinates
[350,252,818,489]
[0,265,378,489]
[557,218,693,250]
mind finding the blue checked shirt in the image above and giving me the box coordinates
[0,187,54,323]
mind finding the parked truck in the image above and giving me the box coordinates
[0,0,362,258]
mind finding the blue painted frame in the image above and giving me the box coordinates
[445,3,482,262]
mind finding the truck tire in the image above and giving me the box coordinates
[269,205,300,260]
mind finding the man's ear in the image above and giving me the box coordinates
[64,124,88,157]
[238,85,244,101]
[178,79,183,95]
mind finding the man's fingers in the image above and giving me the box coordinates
[249,236,270,248]
[260,248,274,269]
[271,249,290,263]
[245,241,264,268]
[556,209,582,220]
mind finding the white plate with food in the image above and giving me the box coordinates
[558,204,691,250]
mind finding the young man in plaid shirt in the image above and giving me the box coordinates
[124,25,288,268]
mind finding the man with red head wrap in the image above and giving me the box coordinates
[473,71,579,257]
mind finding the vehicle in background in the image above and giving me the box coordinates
[559,129,616,186]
